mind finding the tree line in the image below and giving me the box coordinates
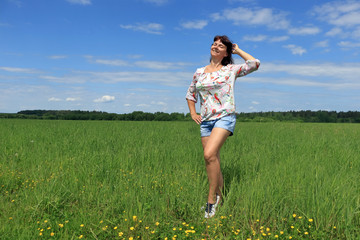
[0,110,360,123]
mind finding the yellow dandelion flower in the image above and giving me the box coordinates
[275,235,279,238]
[333,226,337,229]
[44,220,48,223]
[133,216,137,221]
[173,227,176,231]
[289,236,292,239]
[280,231,284,235]
[292,214,296,218]
[130,227,135,230]
[125,219,128,221]
[291,226,294,229]
[305,232,309,235]
[65,220,69,223]
[298,216,303,219]
[119,232,124,237]
[114,226,118,230]
[129,237,133,240]
[80,224,84,227]
[39,232,43,236]
[151,231,155,234]
[145,226,149,230]
[309,219,313,223]
[79,235,83,239]
[155,222,160,226]
[47,227,51,230]
[59,224,64,228]
[266,227,270,232]
[50,232,54,236]
[100,220,103,223]
[9,217,13,220]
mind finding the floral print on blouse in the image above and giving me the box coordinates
[186,59,260,121]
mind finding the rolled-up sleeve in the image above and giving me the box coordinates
[185,71,199,103]
[232,59,260,78]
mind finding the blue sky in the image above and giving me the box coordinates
[1,0,360,114]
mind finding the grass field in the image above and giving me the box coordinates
[1,119,359,239]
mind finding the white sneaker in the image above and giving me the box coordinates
[204,202,216,218]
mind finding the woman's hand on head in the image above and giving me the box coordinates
[232,43,240,54]
[191,113,202,125]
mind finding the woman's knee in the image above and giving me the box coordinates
[204,150,217,164]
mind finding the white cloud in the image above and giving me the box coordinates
[283,44,307,55]
[314,40,329,48]
[269,36,289,42]
[0,66,39,74]
[242,35,267,42]
[143,0,168,5]
[120,23,163,35]
[48,97,62,102]
[338,41,360,48]
[66,0,91,5]
[213,7,290,30]
[66,97,80,102]
[258,62,360,80]
[92,58,191,70]
[49,55,67,59]
[312,0,360,39]
[124,104,131,107]
[288,26,320,35]
[251,101,260,105]
[326,27,344,37]
[95,59,129,66]
[180,20,208,29]
[94,95,115,103]
[137,104,150,107]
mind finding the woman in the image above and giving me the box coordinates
[186,35,260,218]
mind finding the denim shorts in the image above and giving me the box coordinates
[200,114,236,137]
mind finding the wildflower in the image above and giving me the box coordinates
[145,226,149,230]
[114,226,118,230]
[9,217,13,220]
[298,216,303,219]
[266,227,270,232]
[173,227,176,231]
[100,220,103,223]
[119,232,124,237]
[80,224,84,227]
[289,236,292,239]
[309,219,313,223]
[129,237,133,240]
[47,227,51,230]
[59,224,64,228]
[292,214,296,218]
[79,235,83,239]
[333,226,337,229]
[291,226,294,229]
[50,232,54,236]
[280,231,284,235]
[133,216,137,221]
[155,222,160,226]
[44,220,48,223]
[39,232,43,236]
[305,232,309,235]
[275,235,279,238]
[130,227,135,231]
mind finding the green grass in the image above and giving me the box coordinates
[1,119,359,239]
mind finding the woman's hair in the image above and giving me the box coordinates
[213,35,234,66]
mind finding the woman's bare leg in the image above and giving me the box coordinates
[201,127,230,204]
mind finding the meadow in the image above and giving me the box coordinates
[0,119,359,239]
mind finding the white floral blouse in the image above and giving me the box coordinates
[186,59,260,121]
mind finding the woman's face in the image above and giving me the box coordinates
[211,39,228,60]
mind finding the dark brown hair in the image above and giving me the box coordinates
[213,35,234,66]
